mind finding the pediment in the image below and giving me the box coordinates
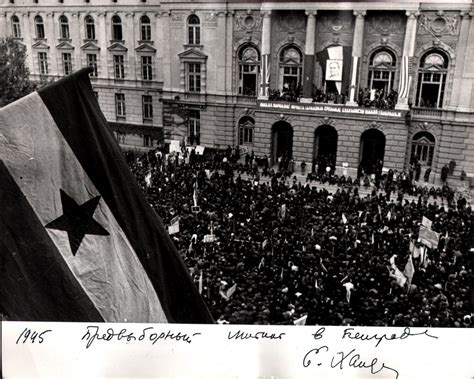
[32,40,50,50]
[178,49,208,61]
[56,41,75,50]
[135,43,156,53]
[81,41,100,51]
[107,42,128,52]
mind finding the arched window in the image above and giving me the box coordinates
[187,15,200,45]
[140,15,151,41]
[238,45,260,96]
[279,45,302,94]
[239,116,255,145]
[11,15,21,38]
[85,16,95,40]
[59,15,70,39]
[411,131,435,166]
[112,15,123,41]
[415,50,449,108]
[34,15,45,39]
[368,49,396,94]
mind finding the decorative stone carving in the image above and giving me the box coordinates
[318,117,336,127]
[278,11,305,32]
[415,122,438,132]
[204,11,216,22]
[171,11,186,22]
[418,13,460,36]
[319,14,353,33]
[368,121,383,129]
[367,14,404,35]
[235,12,262,31]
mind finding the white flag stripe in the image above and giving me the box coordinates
[0,93,166,323]
[327,46,343,60]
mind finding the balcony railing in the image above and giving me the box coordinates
[236,95,257,105]
[411,107,443,118]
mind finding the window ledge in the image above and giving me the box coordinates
[110,40,125,44]
[183,44,203,49]
[58,38,72,43]
[83,39,98,43]
[138,40,154,45]
[116,116,126,121]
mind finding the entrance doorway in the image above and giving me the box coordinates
[359,129,385,177]
[313,125,338,175]
[272,121,293,165]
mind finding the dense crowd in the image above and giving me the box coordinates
[128,147,473,327]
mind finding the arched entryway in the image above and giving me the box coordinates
[272,121,293,164]
[359,129,385,177]
[313,125,338,175]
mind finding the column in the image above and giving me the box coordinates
[225,11,234,95]
[125,12,136,81]
[259,11,271,99]
[0,12,7,38]
[449,11,472,111]
[347,10,366,106]
[396,11,419,110]
[47,12,58,77]
[98,12,108,78]
[301,10,317,102]
[22,13,34,75]
[71,12,81,71]
[216,11,227,94]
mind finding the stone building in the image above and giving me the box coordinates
[1,0,473,182]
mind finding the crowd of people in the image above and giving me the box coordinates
[357,88,399,110]
[128,146,472,327]
[266,85,398,110]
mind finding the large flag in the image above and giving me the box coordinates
[316,45,352,95]
[0,68,213,323]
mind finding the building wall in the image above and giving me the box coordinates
[1,0,473,181]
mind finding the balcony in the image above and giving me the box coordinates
[411,107,443,118]
[236,95,257,105]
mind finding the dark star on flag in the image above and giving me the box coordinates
[45,189,109,256]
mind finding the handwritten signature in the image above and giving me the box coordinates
[81,326,201,349]
[342,327,438,348]
[303,346,399,378]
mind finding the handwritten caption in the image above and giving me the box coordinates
[13,325,439,378]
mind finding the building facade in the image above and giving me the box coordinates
[1,0,473,182]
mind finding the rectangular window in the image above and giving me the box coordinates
[188,25,200,45]
[86,23,95,40]
[36,23,45,39]
[141,56,152,81]
[240,127,254,145]
[87,54,98,77]
[142,95,153,120]
[115,93,126,117]
[187,63,201,92]
[188,109,200,145]
[143,134,152,147]
[62,53,72,76]
[113,55,125,79]
[141,24,151,41]
[115,131,126,143]
[38,52,48,74]
[12,22,21,38]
